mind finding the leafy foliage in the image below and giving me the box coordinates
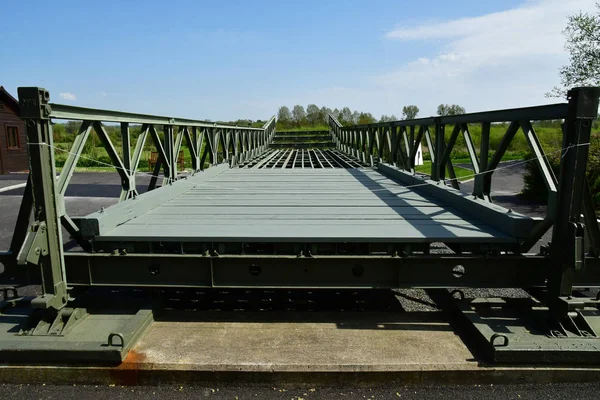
[548,3,600,97]
[522,132,600,206]
[277,106,291,123]
[379,114,398,122]
[402,105,419,120]
[437,104,466,116]
[292,105,306,124]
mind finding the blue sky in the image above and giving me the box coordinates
[1,0,596,121]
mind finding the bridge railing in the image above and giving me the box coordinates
[330,87,600,317]
[0,87,275,309]
[328,103,571,195]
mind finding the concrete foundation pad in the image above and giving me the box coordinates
[0,311,599,385]
[133,312,475,372]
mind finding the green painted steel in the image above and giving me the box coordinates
[1,86,600,364]
[59,253,600,289]
[77,168,523,246]
[426,289,600,364]
[328,86,600,328]
[547,87,600,318]
[49,103,266,131]
[17,88,68,310]
[0,294,153,363]
[376,164,535,239]
[240,148,363,169]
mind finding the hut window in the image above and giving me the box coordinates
[6,126,20,150]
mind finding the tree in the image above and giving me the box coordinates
[277,106,291,122]
[341,107,352,124]
[52,123,67,142]
[379,114,398,122]
[437,104,466,116]
[402,105,420,120]
[306,104,320,126]
[357,112,376,125]
[292,105,306,126]
[65,121,80,135]
[332,108,341,120]
[319,106,332,125]
[548,3,600,97]
[351,111,360,124]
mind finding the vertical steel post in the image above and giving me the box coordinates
[17,87,68,310]
[191,127,199,171]
[432,118,443,181]
[389,126,398,166]
[409,125,415,172]
[163,125,175,184]
[547,87,600,318]
[473,122,490,200]
[120,122,134,200]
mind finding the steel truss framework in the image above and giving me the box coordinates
[1,88,275,310]
[327,88,600,360]
[329,89,600,256]
[0,87,599,363]
[241,148,364,169]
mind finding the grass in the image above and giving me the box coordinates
[56,153,523,176]
[52,119,568,175]
[275,125,329,132]
[56,166,119,173]
[415,161,474,181]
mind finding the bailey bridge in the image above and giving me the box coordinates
[0,87,600,367]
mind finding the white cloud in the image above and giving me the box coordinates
[324,0,598,117]
[99,91,107,97]
[59,92,76,101]
[384,0,594,66]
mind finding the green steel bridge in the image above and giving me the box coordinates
[0,87,600,365]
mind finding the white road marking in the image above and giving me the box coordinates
[0,182,27,193]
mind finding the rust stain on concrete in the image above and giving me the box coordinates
[109,350,148,385]
[119,350,147,370]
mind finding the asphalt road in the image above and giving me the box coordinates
[458,160,547,217]
[0,382,598,399]
[458,160,551,253]
[0,172,155,250]
[0,167,584,398]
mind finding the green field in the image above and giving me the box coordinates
[50,121,575,175]
[415,161,473,181]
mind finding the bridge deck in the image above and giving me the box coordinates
[86,166,518,246]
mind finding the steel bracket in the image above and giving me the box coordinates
[435,290,600,364]
[0,293,154,363]
[20,307,88,337]
[570,222,586,272]
[556,295,600,313]
[549,307,597,338]
[16,221,48,266]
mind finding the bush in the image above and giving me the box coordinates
[522,131,600,207]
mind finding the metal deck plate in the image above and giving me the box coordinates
[242,149,363,169]
[88,168,518,244]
